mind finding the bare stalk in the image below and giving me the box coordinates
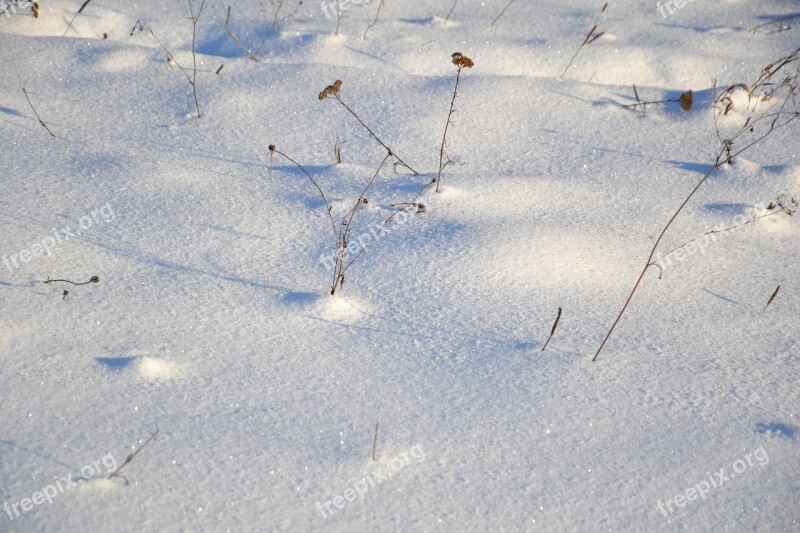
[363,0,385,39]
[560,3,608,80]
[22,84,55,138]
[319,80,420,175]
[436,52,474,192]
[490,0,516,26]
[63,0,93,37]
[107,426,159,485]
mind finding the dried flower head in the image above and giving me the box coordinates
[32,2,39,18]
[90,276,100,284]
[451,52,475,69]
[679,90,693,112]
[268,144,276,152]
[319,80,344,100]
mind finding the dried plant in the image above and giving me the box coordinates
[623,89,693,113]
[541,307,563,352]
[363,0,385,39]
[560,3,608,80]
[750,14,800,35]
[651,195,798,277]
[491,0,517,26]
[108,426,159,485]
[444,0,458,25]
[436,52,474,192]
[269,144,392,295]
[318,79,420,175]
[225,1,301,61]
[22,82,55,137]
[763,285,781,313]
[63,0,93,37]
[593,47,800,361]
[131,1,206,119]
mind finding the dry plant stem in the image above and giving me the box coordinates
[225,6,253,57]
[436,65,465,192]
[22,86,55,138]
[444,0,458,24]
[592,50,799,361]
[63,0,93,37]
[331,152,391,295]
[491,0,516,26]
[363,0,385,39]
[142,25,202,118]
[189,0,206,119]
[269,147,338,246]
[750,14,800,35]
[763,285,780,313]
[651,208,787,274]
[541,307,562,352]
[332,93,419,175]
[560,2,608,80]
[108,426,159,485]
[342,178,435,273]
[43,276,99,286]
[371,421,379,461]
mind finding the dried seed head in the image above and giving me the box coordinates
[451,52,475,68]
[268,144,276,152]
[679,90,693,112]
[319,80,344,100]
[90,276,100,284]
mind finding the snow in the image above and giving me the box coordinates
[1,0,798,531]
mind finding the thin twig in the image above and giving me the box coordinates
[268,145,338,247]
[444,0,458,24]
[108,426,160,485]
[43,275,100,286]
[560,3,608,80]
[490,0,516,26]
[763,285,780,313]
[189,0,206,119]
[22,85,55,138]
[319,81,419,175]
[541,307,562,352]
[63,0,93,37]
[371,421,379,461]
[363,0,385,39]
[749,14,800,35]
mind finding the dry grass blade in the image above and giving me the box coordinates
[63,0,93,37]
[22,85,55,138]
[491,0,517,26]
[763,285,781,313]
[107,426,160,485]
[541,307,563,352]
[363,0,385,39]
[560,3,608,80]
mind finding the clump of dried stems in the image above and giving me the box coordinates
[269,53,474,295]
[593,46,800,361]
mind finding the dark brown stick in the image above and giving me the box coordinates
[22,85,55,138]
[541,307,562,352]
[108,426,159,485]
[763,285,780,313]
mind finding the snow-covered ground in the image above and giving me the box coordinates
[1,1,798,531]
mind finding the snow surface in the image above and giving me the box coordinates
[1,0,799,531]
